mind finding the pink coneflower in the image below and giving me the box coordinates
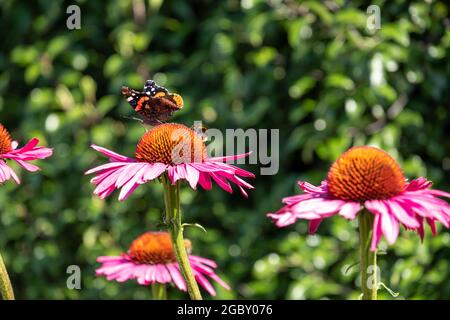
[96,231,230,296]
[268,146,450,251]
[85,123,254,200]
[0,123,53,184]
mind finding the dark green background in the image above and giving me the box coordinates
[0,0,449,299]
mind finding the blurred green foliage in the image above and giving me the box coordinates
[0,0,449,299]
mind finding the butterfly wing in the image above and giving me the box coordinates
[141,94,183,123]
[121,86,155,124]
[121,82,184,125]
[144,80,168,96]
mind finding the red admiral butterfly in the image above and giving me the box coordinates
[121,80,184,125]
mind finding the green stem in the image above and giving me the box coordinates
[152,283,167,300]
[0,251,15,300]
[359,210,378,300]
[162,175,203,300]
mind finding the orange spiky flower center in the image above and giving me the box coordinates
[128,232,192,265]
[0,124,13,155]
[135,123,206,165]
[327,146,406,202]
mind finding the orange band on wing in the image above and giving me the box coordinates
[153,92,166,98]
[135,96,149,111]
[172,94,184,108]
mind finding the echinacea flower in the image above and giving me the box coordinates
[96,231,230,296]
[0,123,53,184]
[268,146,450,251]
[86,123,254,200]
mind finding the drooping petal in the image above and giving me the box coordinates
[115,163,145,188]
[144,265,157,283]
[185,164,200,189]
[189,255,218,268]
[198,172,212,190]
[365,200,399,245]
[190,158,254,196]
[15,159,41,172]
[427,218,437,236]
[370,213,382,251]
[154,264,171,284]
[194,272,216,296]
[384,199,420,229]
[339,202,361,220]
[308,218,322,234]
[167,263,187,291]
[0,160,20,184]
[209,172,233,193]
[143,163,167,181]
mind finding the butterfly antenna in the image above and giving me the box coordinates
[119,115,145,123]
[119,115,150,132]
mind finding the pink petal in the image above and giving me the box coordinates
[291,198,345,216]
[91,145,132,162]
[298,181,329,194]
[167,263,187,291]
[85,162,128,175]
[189,255,218,268]
[427,218,437,236]
[0,161,20,184]
[198,172,212,190]
[308,218,322,234]
[144,265,157,283]
[370,213,382,251]
[116,163,145,188]
[119,165,148,201]
[185,164,200,189]
[96,256,128,263]
[154,264,171,284]
[384,199,420,228]
[209,172,233,193]
[339,202,361,220]
[14,159,40,172]
[194,272,216,296]
[406,177,432,191]
[427,189,450,199]
[267,211,299,227]
[16,138,39,152]
[143,163,167,181]
[366,200,399,245]
[282,193,314,205]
